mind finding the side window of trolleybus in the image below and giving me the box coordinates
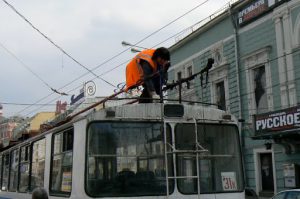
[19,145,30,192]
[50,128,74,195]
[2,153,9,191]
[9,148,19,191]
[86,122,173,197]
[31,138,46,190]
[175,124,244,194]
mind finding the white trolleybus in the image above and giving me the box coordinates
[0,102,245,199]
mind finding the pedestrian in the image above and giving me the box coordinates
[32,187,48,199]
[126,47,170,103]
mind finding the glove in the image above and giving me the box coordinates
[150,92,160,103]
[152,94,160,100]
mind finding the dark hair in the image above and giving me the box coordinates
[32,187,48,199]
[152,47,170,61]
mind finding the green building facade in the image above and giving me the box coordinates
[168,0,300,197]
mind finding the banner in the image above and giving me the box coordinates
[238,0,289,25]
[255,105,300,134]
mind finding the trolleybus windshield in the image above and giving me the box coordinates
[175,123,244,194]
[86,122,173,197]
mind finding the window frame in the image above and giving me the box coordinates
[244,47,273,118]
[8,147,19,192]
[49,127,74,197]
[29,137,46,192]
[175,62,196,101]
[250,65,269,113]
[186,65,193,77]
[85,121,174,198]
[213,80,227,111]
[209,64,229,112]
[2,152,10,191]
[174,123,244,195]
[177,71,182,81]
[0,154,2,190]
[18,144,31,193]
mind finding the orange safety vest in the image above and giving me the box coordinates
[126,49,157,90]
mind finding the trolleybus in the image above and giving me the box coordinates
[0,102,245,199]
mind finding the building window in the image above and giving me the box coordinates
[187,66,193,77]
[253,66,268,113]
[177,71,182,80]
[9,149,19,191]
[50,128,73,195]
[209,65,229,112]
[19,145,30,192]
[216,81,226,111]
[30,138,46,190]
[244,47,273,117]
[170,62,195,100]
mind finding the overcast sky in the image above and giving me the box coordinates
[0,0,230,117]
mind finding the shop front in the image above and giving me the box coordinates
[253,105,300,195]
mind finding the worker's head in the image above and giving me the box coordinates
[152,47,170,68]
[32,187,48,199]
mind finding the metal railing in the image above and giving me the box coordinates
[174,0,239,43]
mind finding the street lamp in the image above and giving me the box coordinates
[130,48,142,53]
[121,41,147,50]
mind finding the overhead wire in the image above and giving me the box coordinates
[166,48,300,113]
[0,41,68,95]
[2,0,116,89]
[2,0,213,91]
[6,0,243,117]
[7,0,215,116]
[5,47,300,116]
[15,47,300,113]
[95,1,233,78]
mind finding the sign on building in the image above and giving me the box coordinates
[254,105,300,134]
[238,0,289,25]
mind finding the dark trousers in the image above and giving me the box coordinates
[139,85,153,103]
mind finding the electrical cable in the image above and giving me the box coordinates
[21,33,299,117]
[2,0,116,89]
[0,41,69,96]
[17,52,300,113]
[14,43,300,117]
[166,48,300,113]
[89,1,235,81]
[7,0,216,116]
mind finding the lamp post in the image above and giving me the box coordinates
[121,41,147,52]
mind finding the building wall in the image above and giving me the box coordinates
[171,17,235,65]
[237,0,300,195]
[30,112,55,131]
[238,11,279,194]
[291,3,300,103]
[169,16,240,117]
[168,0,300,196]
[238,14,279,120]
[0,121,17,144]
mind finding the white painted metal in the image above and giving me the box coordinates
[0,103,245,199]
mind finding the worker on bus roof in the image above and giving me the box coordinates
[126,47,170,103]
